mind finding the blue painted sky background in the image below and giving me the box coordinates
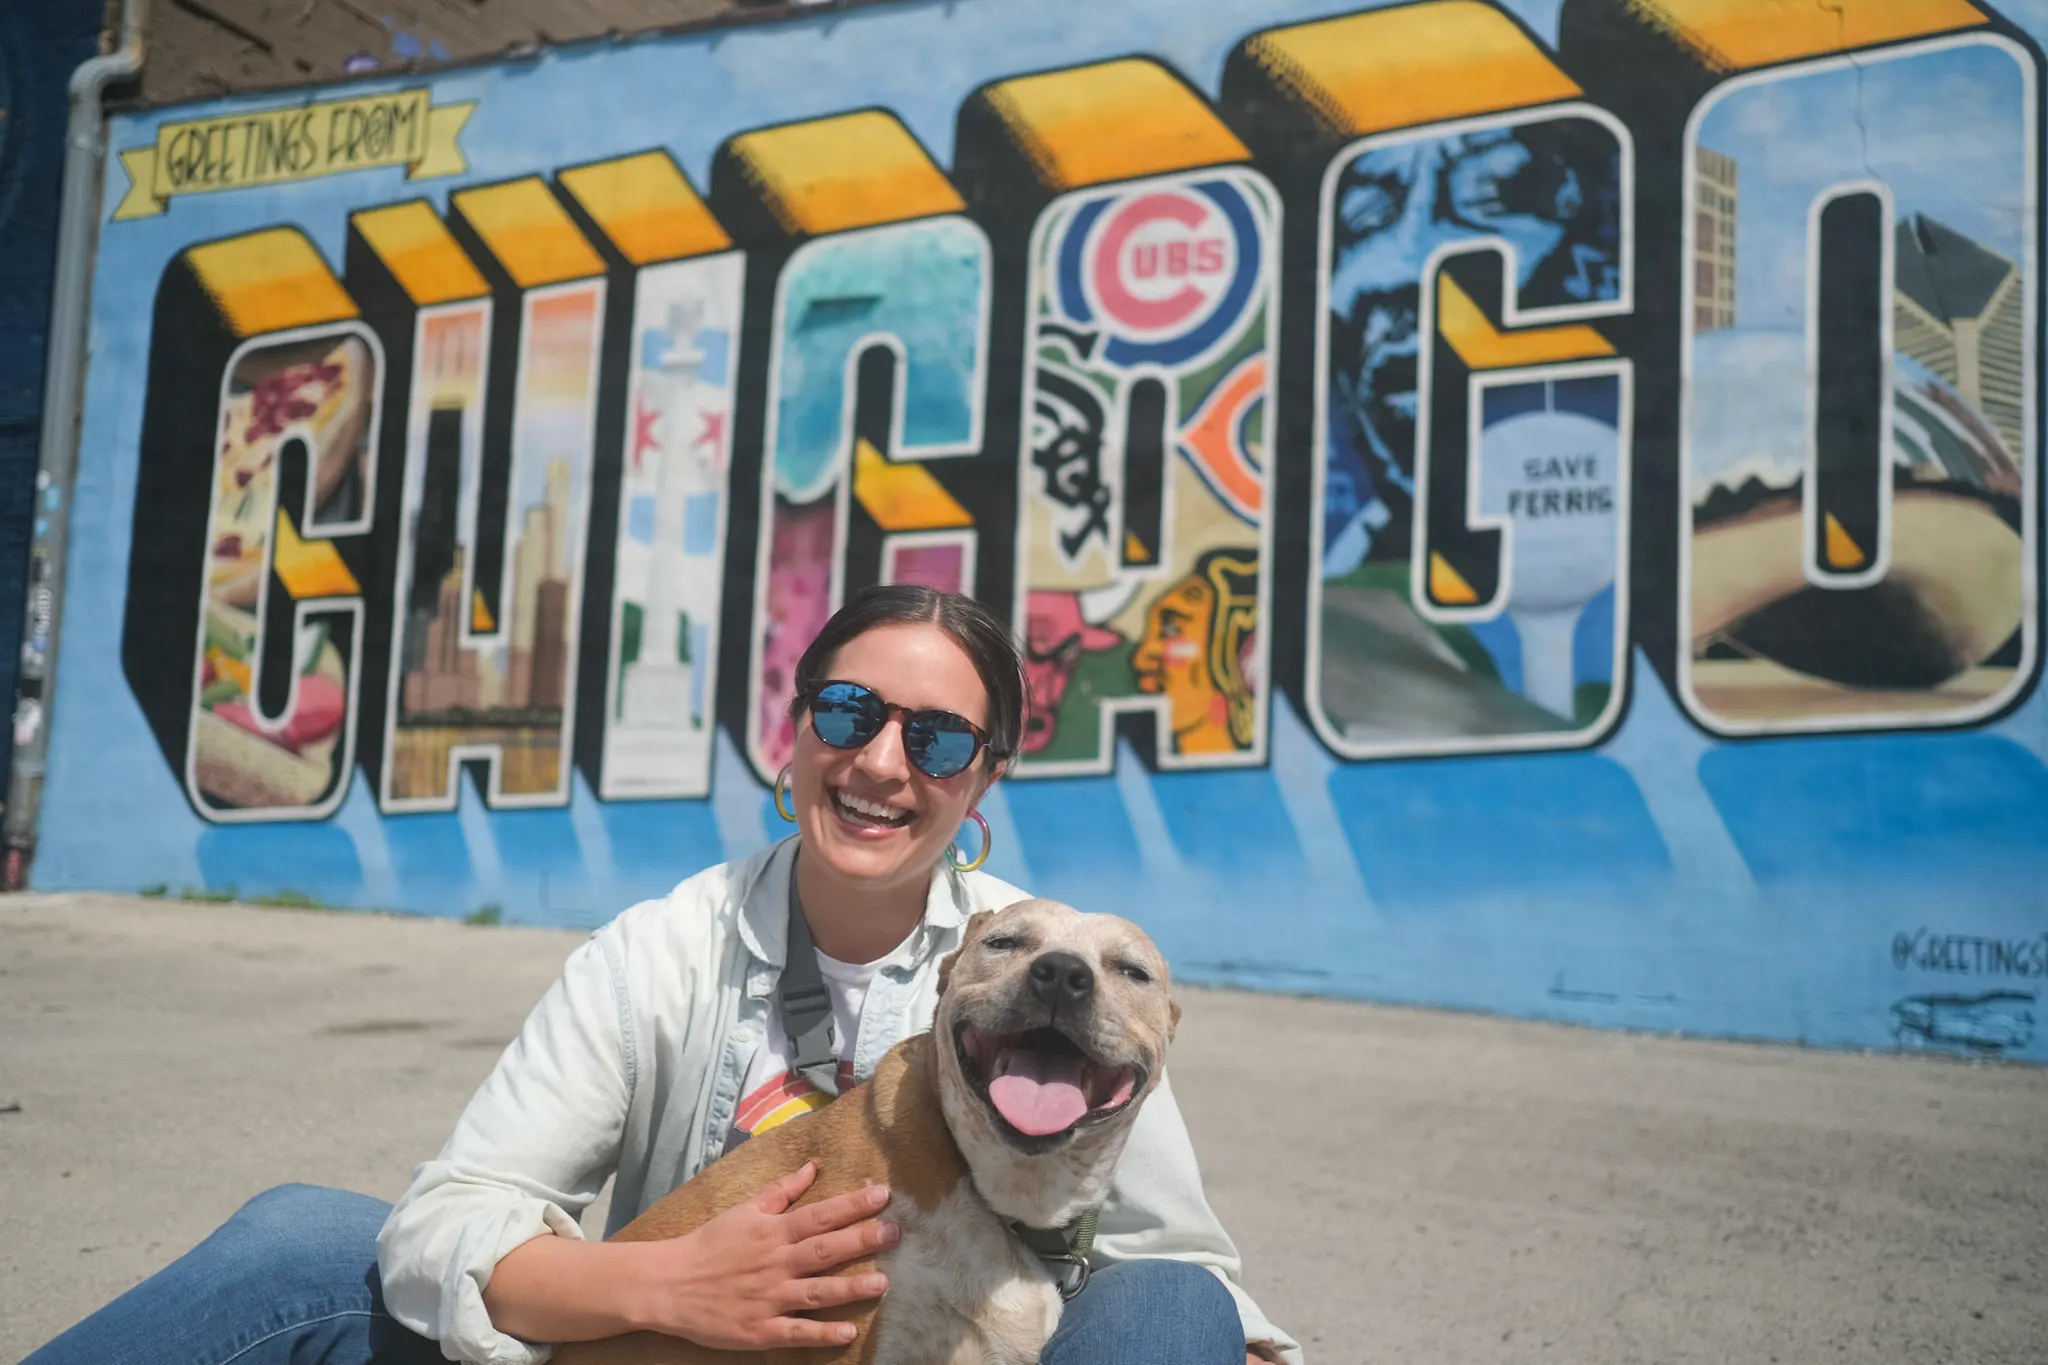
[1689,37,2033,493]
[1700,40,2030,330]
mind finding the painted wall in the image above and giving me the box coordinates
[43,0,2048,1062]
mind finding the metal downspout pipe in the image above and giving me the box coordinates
[3,0,149,888]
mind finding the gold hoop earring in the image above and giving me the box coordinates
[946,810,992,873]
[773,765,798,823]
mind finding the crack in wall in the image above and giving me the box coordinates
[1814,0,1877,182]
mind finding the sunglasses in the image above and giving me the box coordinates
[802,680,992,779]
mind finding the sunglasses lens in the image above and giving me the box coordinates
[907,713,979,778]
[809,682,879,750]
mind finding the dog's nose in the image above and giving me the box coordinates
[1028,951,1094,1007]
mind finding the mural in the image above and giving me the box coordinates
[123,229,385,824]
[1011,160,1279,772]
[1309,99,1633,757]
[958,60,1282,774]
[39,0,2048,1062]
[590,241,742,801]
[1679,36,2035,734]
[195,321,375,817]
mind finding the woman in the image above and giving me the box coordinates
[27,586,1299,1365]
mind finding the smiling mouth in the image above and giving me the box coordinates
[833,788,913,830]
[954,1021,1142,1146]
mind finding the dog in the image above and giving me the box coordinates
[552,897,1180,1365]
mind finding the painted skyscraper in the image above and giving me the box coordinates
[1893,213,2025,459]
[1693,146,1738,332]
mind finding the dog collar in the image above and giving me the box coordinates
[1007,1205,1101,1300]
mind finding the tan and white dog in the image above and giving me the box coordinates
[553,898,1180,1365]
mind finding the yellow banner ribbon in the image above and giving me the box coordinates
[114,90,475,221]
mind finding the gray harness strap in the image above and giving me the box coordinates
[781,877,841,1097]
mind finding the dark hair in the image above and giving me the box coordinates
[786,585,1027,765]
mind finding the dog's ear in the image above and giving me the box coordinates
[939,909,996,996]
[1168,994,1182,1041]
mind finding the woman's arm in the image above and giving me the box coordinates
[1089,1073,1305,1365]
[377,925,898,1363]
[482,1163,897,1351]
[377,931,639,1365]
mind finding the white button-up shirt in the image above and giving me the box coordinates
[377,836,1303,1364]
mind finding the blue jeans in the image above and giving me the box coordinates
[25,1184,1245,1365]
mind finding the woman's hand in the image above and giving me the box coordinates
[482,1162,897,1349]
[629,1161,900,1350]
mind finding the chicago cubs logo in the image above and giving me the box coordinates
[1055,177,1263,368]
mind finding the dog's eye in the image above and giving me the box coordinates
[1115,962,1153,984]
[983,934,1021,952]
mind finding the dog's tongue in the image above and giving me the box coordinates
[989,1048,1089,1136]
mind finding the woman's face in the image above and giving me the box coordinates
[790,621,1001,899]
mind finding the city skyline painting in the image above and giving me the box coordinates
[1682,34,2035,733]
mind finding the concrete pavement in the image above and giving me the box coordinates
[4,892,2045,1364]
